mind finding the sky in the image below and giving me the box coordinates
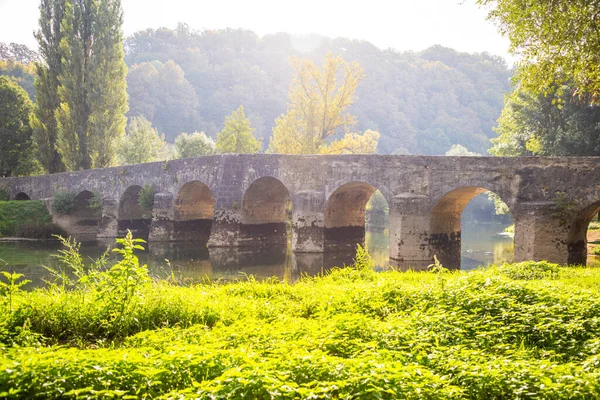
[0,0,513,62]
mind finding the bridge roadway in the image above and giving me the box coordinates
[2,154,600,265]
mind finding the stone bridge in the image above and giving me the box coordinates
[2,154,600,266]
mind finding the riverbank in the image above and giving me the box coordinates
[1,236,599,398]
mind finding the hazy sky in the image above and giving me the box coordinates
[0,0,512,62]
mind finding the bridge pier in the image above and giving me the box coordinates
[513,203,571,264]
[389,195,432,262]
[148,192,176,242]
[98,198,119,239]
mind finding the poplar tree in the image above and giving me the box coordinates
[31,0,66,173]
[55,0,128,170]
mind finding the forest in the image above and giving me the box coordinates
[2,26,512,157]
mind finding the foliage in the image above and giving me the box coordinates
[445,144,480,156]
[269,53,364,154]
[0,272,30,312]
[2,242,600,397]
[487,192,511,215]
[550,192,577,222]
[215,106,261,153]
[127,60,201,141]
[478,0,600,104]
[0,189,7,201]
[490,83,600,156]
[31,0,67,174]
[137,184,154,212]
[0,60,35,100]
[496,261,560,280]
[0,200,59,238]
[51,191,76,215]
[87,191,103,210]
[54,0,128,170]
[174,131,215,158]
[116,116,169,165]
[0,76,38,177]
[320,129,380,155]
[0,42,38,64]
[124,28,511,155]
[365,190,388,231]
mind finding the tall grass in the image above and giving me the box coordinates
[0,238,600,398]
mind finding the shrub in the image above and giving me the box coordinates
[51,191,76,214]
[87,191,103,210]
[0,188,8,201]
[0,200,55,238]
[497,260,560,280]
[137,184,154,213]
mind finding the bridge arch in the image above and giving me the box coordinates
[429,186,514,268]
[324,181,389,251]
[241,176,291,246]
[174,181,215,243]
[118,185,151,239]
[69,190,101,241]
[13,192,30,200]
[567,201,600,265]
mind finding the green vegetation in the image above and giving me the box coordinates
[0,76,37,177]
[137,184,154,214]
[0,200,62,238]
[116,116,169,165]
[1,237,600,398]
[216,106,261,154]
[51,191,76,215]
[174,132,216,158]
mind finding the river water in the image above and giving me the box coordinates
[0,221,518,288]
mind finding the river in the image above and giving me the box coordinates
[0,220,519,288]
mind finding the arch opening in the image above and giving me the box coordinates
[241,177,291,246]
[430,187,514,269]
[118,185,151,239]
[13,192,30,200]
[324,182,389,252]
[61,190,102,241]
[174,181,215,243]
[568,202,600,265]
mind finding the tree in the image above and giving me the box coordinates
[215,106,261,153]
[31,0,67,173]
[320,129,380,154]
[269,53,364,154]
[0,77,38,176]
[490,83,600,157]
[445,144,480,156]
[54,0,128,170]
[116,117,169,165]
[478,0,600,103]
[174,132,215,158]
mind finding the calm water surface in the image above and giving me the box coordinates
[0,221,520,288]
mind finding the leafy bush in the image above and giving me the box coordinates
[51,191,76,214]
[87,191,103,210]
[0,200,58,238]
[497,260,560,280]
[1,243,600,398]
[137,184,154,212]
[0,188,8,201]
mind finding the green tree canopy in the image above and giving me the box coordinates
[445,144,480,156]
[215,106,261,154]
[478,0,600,103]
[53,0,128,170]
[174,132,215,158]
[490,83,600,157]
[0,77,38,176]
[116,117,169,165]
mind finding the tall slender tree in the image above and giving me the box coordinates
[31,0,66,173]
[216,106,261,154]
[55,0,128,170]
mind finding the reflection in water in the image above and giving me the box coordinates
[1,222,519,289]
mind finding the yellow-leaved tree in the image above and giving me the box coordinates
[269,53,379,154]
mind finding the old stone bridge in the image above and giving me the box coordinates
[2,154,600,266]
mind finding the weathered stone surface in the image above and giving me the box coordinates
[3,154,600,264]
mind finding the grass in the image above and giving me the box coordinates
[0,200,64,239]
[589,220,600,231]
[1,237,600,398]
